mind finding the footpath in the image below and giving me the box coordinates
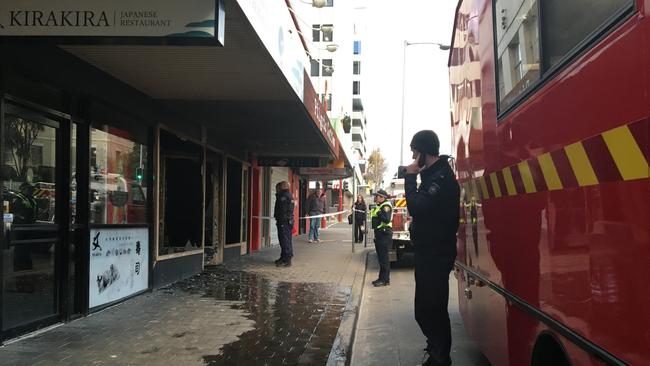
[0,223,368,366]
[350,253,491,366]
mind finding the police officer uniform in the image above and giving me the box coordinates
[370,189,393,287]
[405,130,460,366]
[274,183,295,267]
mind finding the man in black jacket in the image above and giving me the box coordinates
[274,181,294,267]
[405,130,460,366]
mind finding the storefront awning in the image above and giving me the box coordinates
[40,0,346,163]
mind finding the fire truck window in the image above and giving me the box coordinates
[495,0,540,111]
[90,126,148,225]
[540,0,633,70]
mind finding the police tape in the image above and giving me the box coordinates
[252,210,351,220]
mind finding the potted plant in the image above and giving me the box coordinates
[342,114,352,133]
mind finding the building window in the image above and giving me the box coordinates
[90,126,149,225]
[353,41,361,55]
[312,24,320,42]
[310,59,320,76]
[353,61,361,75]
[352,118,362,127]
[322,24,333,42]
[322,59,333,76]
[321,94,332,111]
[325,0,333,6]
[353,81,361,95]
[352,98,363,112]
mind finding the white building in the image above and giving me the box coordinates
[292,0,369,201]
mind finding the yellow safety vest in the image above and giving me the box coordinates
[370,201,393,229]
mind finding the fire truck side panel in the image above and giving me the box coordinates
[451,0,650,364]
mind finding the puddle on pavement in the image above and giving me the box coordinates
[170,268,349,365]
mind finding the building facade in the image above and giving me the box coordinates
[0,0,349,342]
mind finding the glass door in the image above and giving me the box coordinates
[1,103,63,337]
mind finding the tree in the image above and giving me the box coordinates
[364,148,387,191]
[6,116,44,181]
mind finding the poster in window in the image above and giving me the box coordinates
[89,227,149,308]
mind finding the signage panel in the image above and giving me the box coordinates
[303,71,340,159]
[257,156,322,167]
[0,0,224,44]
[89,227,149,308]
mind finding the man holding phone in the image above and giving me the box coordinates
[404,130,460,366]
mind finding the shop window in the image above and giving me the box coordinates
[204,150,223,265]
[540,0,633,70]
[158,130,203,255]
[226,158,243,245]
[90,126,149,225]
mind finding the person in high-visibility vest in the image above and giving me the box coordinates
[370,188,392,287]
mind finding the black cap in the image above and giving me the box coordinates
[410,130,440,156]
[373,189,389,198]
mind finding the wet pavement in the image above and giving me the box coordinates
[183,269,348,365]
[351,253,491,366]
[0,224,368,366]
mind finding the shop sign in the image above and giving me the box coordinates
[303,71,340,159]
[0,0,224,44]
[297,167,350,179]
[257,156,322,167]
[89,227,149,308]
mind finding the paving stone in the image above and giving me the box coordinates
[0,224,365,366]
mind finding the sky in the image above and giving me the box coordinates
[363,0,458,183]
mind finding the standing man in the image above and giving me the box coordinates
[405,130,460,366]
[370,189,392,287]
[274,181,294,267]
[307,188,326,243]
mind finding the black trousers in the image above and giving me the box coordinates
[414,254,455,364]
[277,222,293,260]
[373,229,392,282]
[354,221,365,242]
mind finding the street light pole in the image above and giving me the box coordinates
[400,40,407,166]
[399,41,451,166]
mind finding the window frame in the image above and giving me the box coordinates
[353,61,361,75]
[493,0,636,119]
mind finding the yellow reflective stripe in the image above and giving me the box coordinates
[501,167,517,196]
[489,172,502,198]
[564,142,599,186]
[537,153,563,191]
[601,125,650,181]
[517,161,537,193]
[478,176,489,199]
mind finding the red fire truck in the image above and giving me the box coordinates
[450,0,649,365]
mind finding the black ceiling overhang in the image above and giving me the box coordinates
[163,99,333,158]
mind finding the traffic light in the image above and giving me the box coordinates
[343,181,349,191]
[135,167,144,182]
